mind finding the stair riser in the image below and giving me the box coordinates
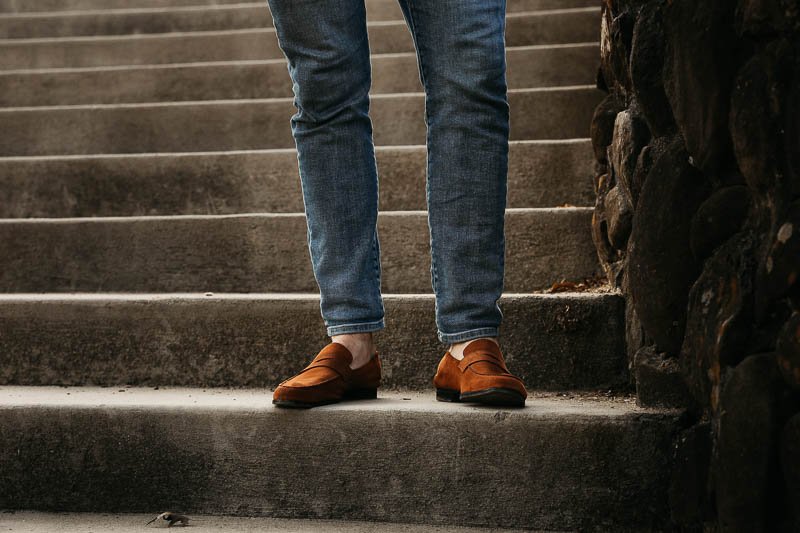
[0,209,600,292]
[0,0,600,16]
[0,142,594,217]
[0,394,675,530]
[0,4,602,37]
[0,294,625,390]
[0,88,601,156]
[0,45,599,106]
[0,11,600,70]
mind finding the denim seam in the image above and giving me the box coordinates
[329,319,385,329]
[403,0,441,324]
[372,224,384,317]
[438,327,501,344]
[328,319,386,336]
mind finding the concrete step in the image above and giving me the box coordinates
[0,141,594,217]
[0,387,677,531]
[0,87,601,156]
[0,9,601,69]
[0,292,625,390]
[0,43,599,106]
[0,3,600,38]
[1,0,245,12]
[0,512,530,533]
[0,0,600,15]
[0,208,600,293]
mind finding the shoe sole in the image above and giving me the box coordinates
[437,387,526,408]
[272,387,378,409]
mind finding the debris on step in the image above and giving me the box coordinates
[546,275,610,293]
[145,512,190,527]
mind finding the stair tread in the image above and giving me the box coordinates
[0,44,599,106]
[0,8,598,42]
[0,386,661,416]
[0,138,591,159]
[0,41,599,70]
[0,385,677,530]
[0,0,599,15]
[0,4,599,19]
[0,9,600,69]
[0,511,533,533]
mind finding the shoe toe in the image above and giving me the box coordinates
[272,364,347,407]
[463,372,527,399]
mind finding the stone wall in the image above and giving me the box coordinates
[590,0,800,530]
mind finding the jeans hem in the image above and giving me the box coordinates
[327,319,386,337]
[438,327,500,345]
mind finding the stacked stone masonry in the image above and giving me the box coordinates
[591,0,800,530]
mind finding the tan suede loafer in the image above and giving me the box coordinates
[273,341,381,408]
[433,338,527,407]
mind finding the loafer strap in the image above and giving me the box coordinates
[458,350,510,374]
[301,342,354,381]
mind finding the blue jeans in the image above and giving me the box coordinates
[266,0,509,345]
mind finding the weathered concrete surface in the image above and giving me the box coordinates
[0,141,594,217]
[0,0,244,12]
[0,0,599,15]
[0,44,599,106]
[0,208,599,293]
[0,512,533,533]
[0,388,678,531]
[0,10,600,70]
[0,87,602,156]
[0,4,601,37]
[0,292,626,390]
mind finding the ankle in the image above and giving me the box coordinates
[448,336,499,361]
[331,332,376,369]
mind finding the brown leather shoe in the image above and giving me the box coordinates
[273,342,381,408]
[433,338,527,407]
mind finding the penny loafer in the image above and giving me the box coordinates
[273,341,381,408]
[433,338,527,407]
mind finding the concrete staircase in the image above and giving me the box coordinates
[0,1,680,531]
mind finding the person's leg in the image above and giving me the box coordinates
[398,0,526,406]
[395,0,509,348]
[267,0,383,369]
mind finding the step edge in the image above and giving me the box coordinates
[0,291,620,301]
[0,387,676,417]
[0,206,594,223]
[0,138,592,162]
[0,85,599,112]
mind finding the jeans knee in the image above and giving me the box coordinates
[289,49,372,125]
[423,53,507,122]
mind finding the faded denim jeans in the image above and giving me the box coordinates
[266,0,509,345]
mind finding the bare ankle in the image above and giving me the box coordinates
[448,336,499,360]
[331,332,377,369]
